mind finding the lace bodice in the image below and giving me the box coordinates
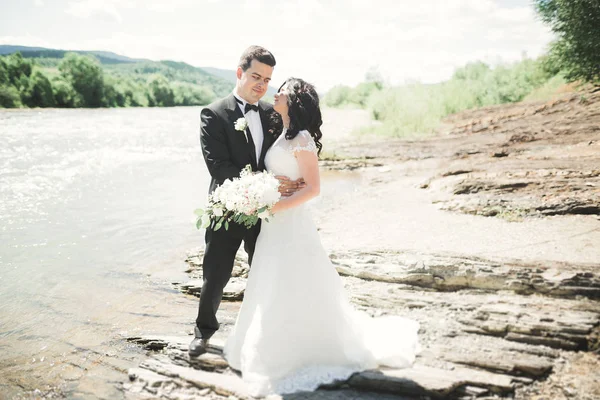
[264,129,317,180]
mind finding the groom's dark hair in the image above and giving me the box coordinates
[238,45,276,71]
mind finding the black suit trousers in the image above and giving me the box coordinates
[195,221,261,339]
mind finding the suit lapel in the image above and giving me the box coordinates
[226,95,258,170]
[245,127,258,170]
[258,105,274,170]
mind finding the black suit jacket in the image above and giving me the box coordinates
[200,94,279,194]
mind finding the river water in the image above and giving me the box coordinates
[0,107,359,398]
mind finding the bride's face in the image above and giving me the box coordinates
[273,87,290,116]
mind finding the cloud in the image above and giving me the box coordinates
[65,0,124,23]
[10,0,553,90]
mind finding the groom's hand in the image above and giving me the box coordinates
[276,176,306,197]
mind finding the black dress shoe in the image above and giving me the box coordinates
[189,326,209,357]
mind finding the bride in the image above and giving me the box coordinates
[223,78,420,396]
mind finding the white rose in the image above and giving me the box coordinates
[213,207,223,217]
[234,118,248,131]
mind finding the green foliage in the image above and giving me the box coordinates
[350,57,563,137]
[0,84,22,107]
[52,76,81,107]
[323,67,385,108]
[323,85,353,107]
[534,0,600,83]
[107,60,228,99]
[119,80,149,107]
[6,52,33,87]
[0,58,8,85]
[0,50,225,108]
[21,70,55,107]
[174,83,214,106]
[366,84,447,137]
[523,73,567,102]
[147,74,175,107]
[102,76,126,107]
[58,53,105,107]
[452,61,490,81]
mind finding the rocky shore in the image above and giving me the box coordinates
[124,88,600,399]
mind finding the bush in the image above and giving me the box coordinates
[147,75,175,107]
[59,53,105,107]
[174,83,214,106]
[6,52,33,87]
[21,70,55,107]
[52,76,81,107]
[323,81,383,109]
[0,59,8,85]
[0,85,22,108]
[102,76,126,107]
[361,57,561,137]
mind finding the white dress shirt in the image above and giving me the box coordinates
[233,90,264,163]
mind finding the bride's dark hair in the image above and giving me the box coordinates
[271,78,323,156]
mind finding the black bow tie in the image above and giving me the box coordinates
[245,103,259,113]
[235,97,259,113]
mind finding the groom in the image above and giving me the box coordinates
[190,45,300,356]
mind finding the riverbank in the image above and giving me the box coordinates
[126,91,600,399]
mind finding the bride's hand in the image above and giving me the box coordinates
[275,176,304,197]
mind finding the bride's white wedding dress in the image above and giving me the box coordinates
[224,130,420,396]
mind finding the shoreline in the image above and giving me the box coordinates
[123,97,600,399]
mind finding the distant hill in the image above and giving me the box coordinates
[201,66,236,83]
[0,44,236,98]
[0,45,148,64]
[0,45,50,55]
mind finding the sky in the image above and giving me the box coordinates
[0,0,554,91]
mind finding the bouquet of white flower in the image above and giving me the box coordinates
[194,165,281,231]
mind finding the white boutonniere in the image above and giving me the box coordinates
[235,117,249,142]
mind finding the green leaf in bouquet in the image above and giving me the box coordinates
[215,221,222,230]
[194,208,205,216]
[257,206,267,213]
[224,220,229,230]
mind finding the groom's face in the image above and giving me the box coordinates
[236,59,273,104]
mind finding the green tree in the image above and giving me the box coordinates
[6,52,33,89]
[174,83,214,106]
[0,85,21,108]
[323,85,352,107]
[452,61,491,81]
[119,80,148,107]
[0,58,8,85]
[102,76,126,107]
[535,0,600,83]
[21,70,55,107]
[147,75,175,107]
[52,76,81,107]
[59,53,105,107]
[348,82,382,107]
